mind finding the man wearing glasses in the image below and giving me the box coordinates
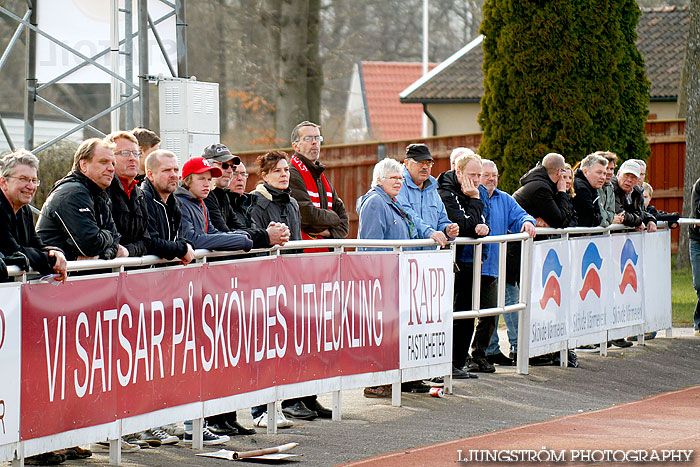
[202,143,289,248]
[284,121,348,421]
[105,131,151,257]
[288,121,349,242]
[0,150,68,281]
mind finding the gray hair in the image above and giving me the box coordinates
[481,159,497,171]
[371,158,403,187]
[581,154,608,171]
[1,149,39,178]
[290,121,321,143]
[449,147,475,165]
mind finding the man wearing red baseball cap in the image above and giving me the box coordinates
[175,156,253,252]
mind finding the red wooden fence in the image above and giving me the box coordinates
[235,121,685,247]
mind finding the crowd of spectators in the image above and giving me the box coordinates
[0,123,679,463]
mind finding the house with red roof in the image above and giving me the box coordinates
[344,61,437,142]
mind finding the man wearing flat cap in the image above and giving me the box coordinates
[396,143,459,248]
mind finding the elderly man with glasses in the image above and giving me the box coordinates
[105,130,151,257]
[0,150,67,281]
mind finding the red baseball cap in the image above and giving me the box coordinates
[182,156,223,179]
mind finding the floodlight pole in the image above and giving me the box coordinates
[176,0,187,77]
[24,0,37,149]
[124,0,134,130]
[138,0,149,128]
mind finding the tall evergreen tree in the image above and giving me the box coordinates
[478,0,651,192]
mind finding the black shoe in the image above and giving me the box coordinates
[452,365,471,379]
[485,352,513,366]
[577,344,599,349]
[610,338,633,348]
[401,380,431,393]
[303,398,332,418]
[206,422,238,436]
[228,420,256,435]
[223,412,256,435]
[282,401,318,420]
[25,452,67,465]
[468,356,496,373]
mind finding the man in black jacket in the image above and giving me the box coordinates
[437,153,491,376]
[38,138,127,260]
[513,153,573,228]
[106,131,151,257]
[612,160,657,232]
[0,150,67,280]
[142,150,194,263]
[201,144,288,248]
[572,153,608,227]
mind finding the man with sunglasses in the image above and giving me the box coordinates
[202,144,289,248]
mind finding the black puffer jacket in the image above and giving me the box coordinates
[437,170,487,261]
[0,191,57,275]
[205,187,270,248]
[572,169,602,227]
[37,171,121,260]
[106,176,150,257]
[141,178,190,260]
[512,164,574,228]
[248,183,302,241]
[690,178,700,241]
[612,178,656,228]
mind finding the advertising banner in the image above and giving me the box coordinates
[609,233,644,329]
[20,253,402,440]
[0,284,21,446]
[642,230,672,332]
[569,237,610,336]
[399,251,453,369]
[529,240,569,351]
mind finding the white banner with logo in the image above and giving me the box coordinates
[0,284,21,448]
[398,251,453,369]
[570,237,610,336]
[529,240,570,351]
[37,0,176,83]
[642,230,672,333]
[609,233,644,328]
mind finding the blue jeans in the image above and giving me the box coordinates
[689,240,700,331]
[486,283,520,355]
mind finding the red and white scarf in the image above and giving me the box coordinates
[290,155,334,242]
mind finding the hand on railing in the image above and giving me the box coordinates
[430,230,449,248]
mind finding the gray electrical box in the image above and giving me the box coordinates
[158,77,220,166]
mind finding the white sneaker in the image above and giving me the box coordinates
[90,439,141,453]
[253,406,294,428]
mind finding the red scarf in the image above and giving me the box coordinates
[290,155,334,241]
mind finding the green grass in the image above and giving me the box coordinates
[671,261,696,328]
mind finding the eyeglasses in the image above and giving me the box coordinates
[410,160,434,168]
[220,162,236,170]
[6,175,40,186]
[382,176,405,182]
[233,172,249,179]
[300,135,324,143]
[116,149,142,158]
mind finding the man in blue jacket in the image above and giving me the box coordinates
[396,143,458,248]
[479,160,536,365]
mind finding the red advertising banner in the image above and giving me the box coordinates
[20,253,399,440]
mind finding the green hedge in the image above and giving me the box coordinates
[478,0,650,192]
